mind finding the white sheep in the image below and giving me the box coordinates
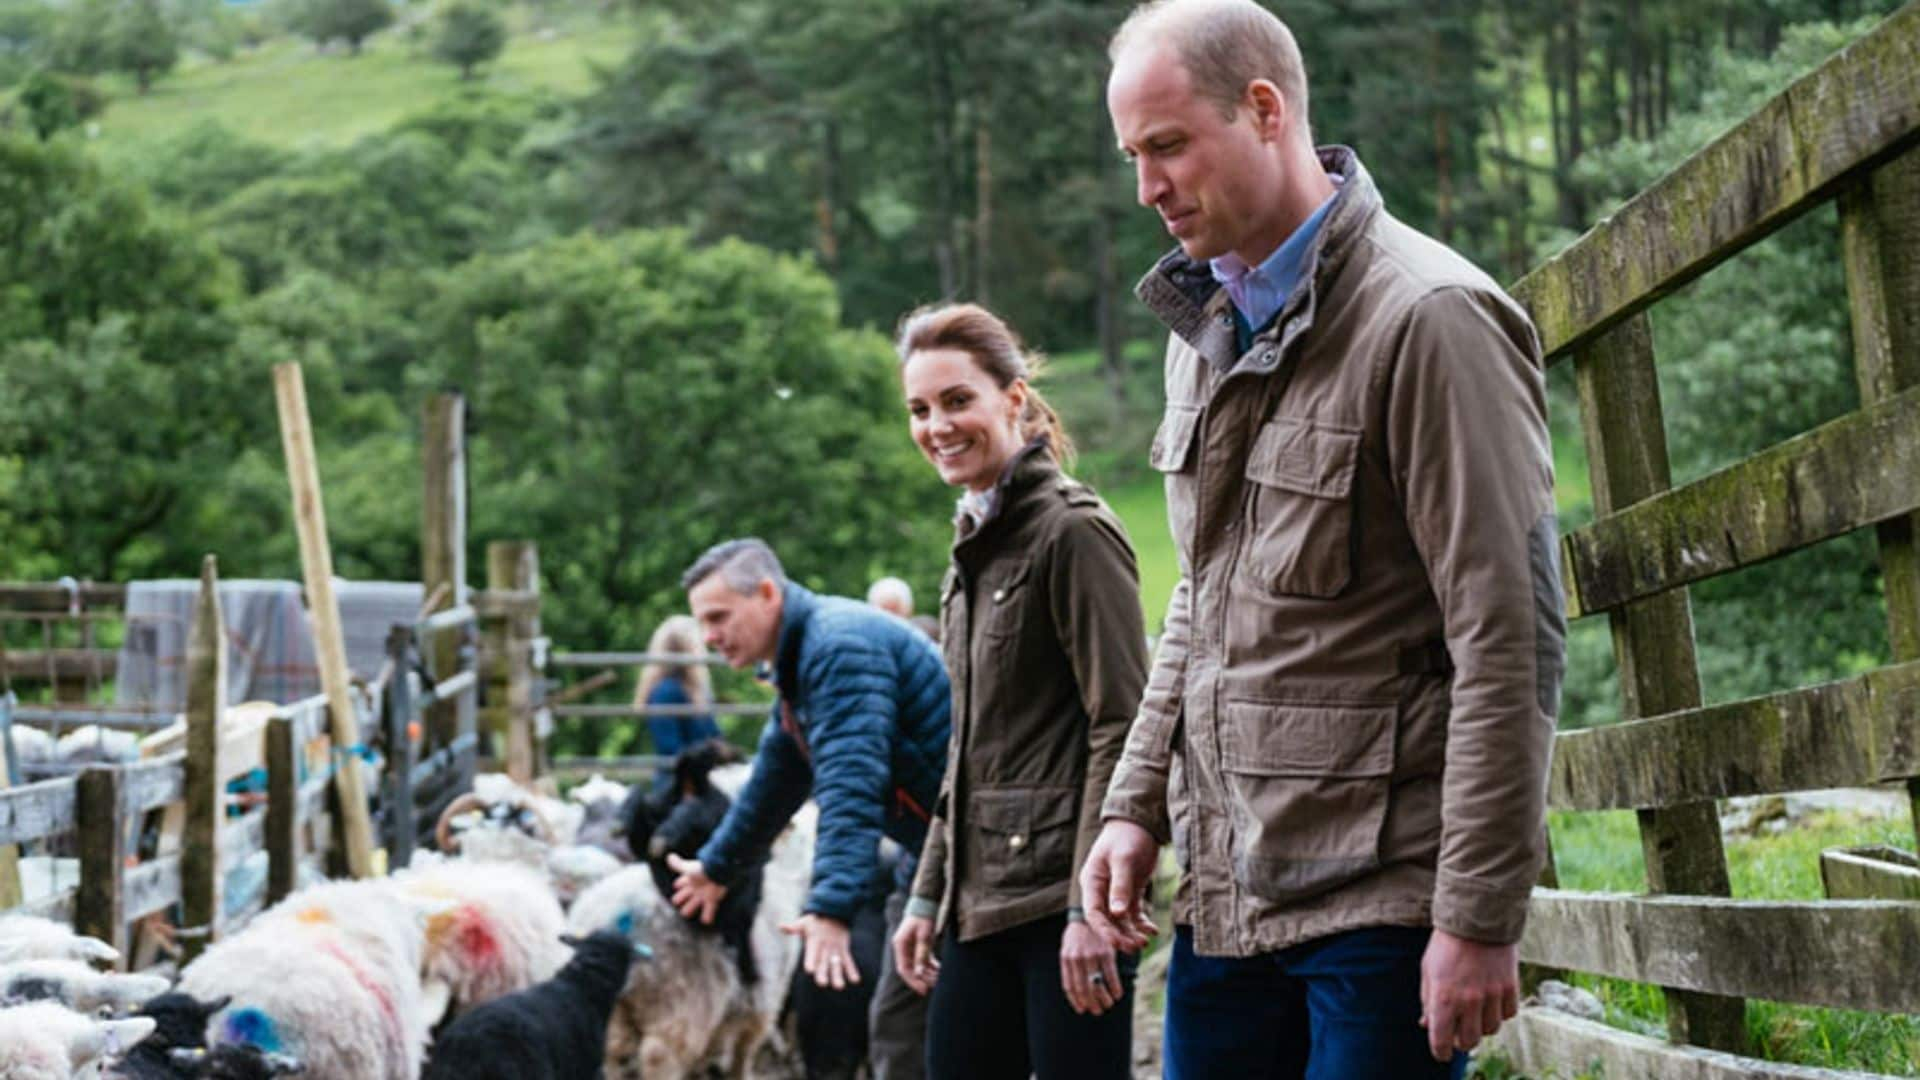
[55,726,139,765]
[390,859,570,1026]
[9,724,55,769]
[0,1000,155,1080]
[0,958,170,1012]
[180,880,441,1080]
[545,845,626,908]
[0,914,120,966]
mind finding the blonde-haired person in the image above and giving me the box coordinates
[635,614,721,761]
[891,302,1148,1079]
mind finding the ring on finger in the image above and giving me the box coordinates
[1089,971,1107,986]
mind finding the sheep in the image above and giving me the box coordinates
[0,914,120,966]
[8,723,55,769]
[546,844,626,908]
[0,1000,156,1080]
[389,858,570,1026]
[569,774,633,860]
[180,880,440,1080]
[108,991,229,1080]
[162,1045,305,1079]
[1,958,170,1012]
[55,726,140,765]
[421,930,647,1080]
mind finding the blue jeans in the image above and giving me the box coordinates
[1163,924,1469,1080]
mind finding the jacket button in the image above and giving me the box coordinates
[1261,350,1277,364]
[992,588,1007,603]
[1009,834,1026,850]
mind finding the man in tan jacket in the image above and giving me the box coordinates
[1080,2,1566,1077]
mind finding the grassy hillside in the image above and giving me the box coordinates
[86,7,628,155]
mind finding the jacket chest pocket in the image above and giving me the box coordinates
[974,561,1030,643]
[1150,405,1202,566]
[965,785,1078,892]
[1239,417,1360,598]
[1217,702,1395,904]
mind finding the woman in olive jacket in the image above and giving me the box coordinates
[890,303,1150,1080]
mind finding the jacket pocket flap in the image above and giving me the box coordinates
[1150,405,1202,473]
[970,786,1077,833]
[1243,418,1359,499]
[1218,703,1395,778]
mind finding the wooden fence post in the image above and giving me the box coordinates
[273,362,377,880]
[266,715,297,905]
[75,765,128,966]
[181,556,225,963]
[1573,313,1747,1053]
[1839,143,1920,842]
[423,394,468,748]
[383,625,418,870]
[485,542,540,784]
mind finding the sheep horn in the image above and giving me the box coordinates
[435,792,488,853]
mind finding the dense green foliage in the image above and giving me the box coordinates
[432,2,506,80]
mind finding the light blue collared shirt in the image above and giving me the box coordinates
[1210,182,1339,334]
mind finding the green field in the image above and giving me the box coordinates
[85,8,629,155]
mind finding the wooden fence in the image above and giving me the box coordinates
[1494,4,1920,1075]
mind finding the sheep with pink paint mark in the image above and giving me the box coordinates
[390,858,570,1025]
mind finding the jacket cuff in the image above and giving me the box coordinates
[1431,870,1534,945]
[904,897,939,921]
[805,891,857,924]
[695,840,735,887]
[1099,795,1172,847]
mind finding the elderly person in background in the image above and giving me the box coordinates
[867,577,916,620]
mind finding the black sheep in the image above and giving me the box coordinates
[620,738,767,985]
[422,930,644,1080]
[165,1045,304,1079]
[785,849,894,1079]
[108,991,228,1079]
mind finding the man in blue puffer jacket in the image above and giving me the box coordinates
[667,537,947,1080]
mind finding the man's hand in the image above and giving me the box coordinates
[890,913,940,996]
[1078,819,1160,952]
[666,854,728,925]
[1060,919,1124,1016]
[1419,929,1520,1062]
[783,913,860,990]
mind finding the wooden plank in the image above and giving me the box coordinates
[549,651,724,668]
[21,889,74,922]
[382,626,417,871]
[10,706,177,731]
[121,756,185,816]
[1549,658,1920,811]
[486,543,540,784]
[73,766,127,964]
[1573,315,1746,1051]
[474,589,540,619]
[409,732,478,794]
[1523,889,1920,1014]
[220,808,267,867]
[419,605,476,637]
[424,671,476,708]
[1512,3,1920,362]
[422,394,468,747]
[298,775,331,823]
[273,362,376,880]
[265,716,297,906]
[0,708,18,908]
[181,557,224,964]
[123,855,181,922]
[0,651,119,680]
[1560,384,1920,618]
[554,702,767,720]
[0,584,126,612]
[1491,1008,1882,1080]
[1821,845,1920,900]
[1841,141,1920,844]
[0,778,78,848]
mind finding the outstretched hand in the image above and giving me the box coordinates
[666,853,728,925]
[784,914,860,990]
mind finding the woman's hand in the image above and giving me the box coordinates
[891,913,940,996]
[1060,918,1124,1016]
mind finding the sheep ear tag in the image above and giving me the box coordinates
[632,942,655,960]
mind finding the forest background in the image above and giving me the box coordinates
[0,0,1909,761]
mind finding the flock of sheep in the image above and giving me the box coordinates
[0,739,839,1079]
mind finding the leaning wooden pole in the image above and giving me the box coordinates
[422,394,467,748]
[273,362,376,879]
[181,555,226,962]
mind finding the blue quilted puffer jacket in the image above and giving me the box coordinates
[696,583,951,922]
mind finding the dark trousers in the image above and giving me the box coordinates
[1163,924,1469,1080]
[869,888,930,1080]
[925,913,1134,1080]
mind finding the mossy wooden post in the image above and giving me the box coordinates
[75,765,127,965]
[382,625,417,870]
[1839,143,1920,841]
[485,542,540,784]
[422,394,467,748]
[0,727,18,910]
[265,714,297,905]
[181,556,225,963]
[1573,313,1746,1053]
[273,362,376,880]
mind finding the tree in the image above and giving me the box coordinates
[17,68,105,138]
[297,0,391,55]
[107,0,176,92]
[432,1,505,81]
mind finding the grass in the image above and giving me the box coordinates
[85,7,630,155]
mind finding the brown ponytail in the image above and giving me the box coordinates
[894,302,1076,468]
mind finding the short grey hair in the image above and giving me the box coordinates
[867,577,913,613]
[1110,0,1312,134]
[681,538,787,594]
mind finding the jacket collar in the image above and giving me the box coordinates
[953,437,1057,550]
[771,581,819,698]
[1135,146,1381,374]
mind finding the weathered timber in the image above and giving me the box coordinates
[181,557,224,963]
[1522,889,1920,1014]
[219,808,267,868]
[1821,845,1920,900]
[1548,658,1920,810]
[485,543,541,784]
[120,756,185,816]
[409,731,478,795]
[0,776,78,846]
[265,716,297,905]
[474,590,540,619]
[382,626,418,870]
[273,362,376,880]
[0,723,17,908]
[10,706,176,732]
[0,584,126,612]
[1491,1008,1882,1080]
[0,651,119,681]
[419,605,476,638]
[422,394,468,746]
[1560,383,1920,619]
[1573,314,1745,1051]
[1512,3,1920,361]
[1841,141,1920,843]
[73,767,127,962]
[123,854,181,922]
